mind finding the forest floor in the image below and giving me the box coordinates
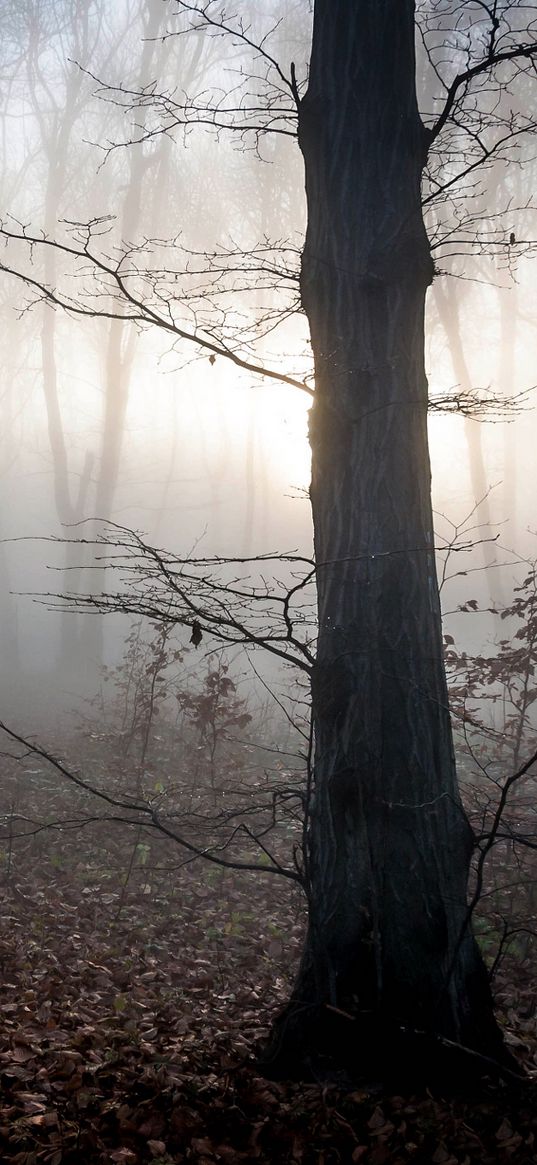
[0,855,536,1165]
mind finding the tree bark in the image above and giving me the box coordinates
[264,0,509,1082]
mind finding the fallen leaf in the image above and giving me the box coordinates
[496,1118,514,1141]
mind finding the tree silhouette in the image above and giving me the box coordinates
[1,0,536,1082]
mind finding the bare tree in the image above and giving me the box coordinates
[1,0,537,1082]
[263,0,535,1080]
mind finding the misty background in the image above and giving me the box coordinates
[0,0,536,758]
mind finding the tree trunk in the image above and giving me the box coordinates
[433,279,504,606]
[499,284,517,536]
[264,0,509,1082]
[81,0,166,665]
[37,51,90,672]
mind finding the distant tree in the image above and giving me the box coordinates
[1,0,536,1081]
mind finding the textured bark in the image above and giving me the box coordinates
[264,0,508,1081]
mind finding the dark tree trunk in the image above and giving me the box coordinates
[264,0,509,1082]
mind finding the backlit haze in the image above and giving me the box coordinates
[0,0,536,747]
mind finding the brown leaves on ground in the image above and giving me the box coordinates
[0,864,536,1164]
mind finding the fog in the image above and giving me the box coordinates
[0,0,536,756]
[1,2,537,1137]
